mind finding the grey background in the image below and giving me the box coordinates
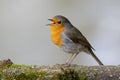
[0,0,120,65]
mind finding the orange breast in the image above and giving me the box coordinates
[50,25,64,47]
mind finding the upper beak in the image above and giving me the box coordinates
[47,19,53,26]
[48,19,53,21]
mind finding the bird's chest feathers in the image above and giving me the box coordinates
[50,25,64,47]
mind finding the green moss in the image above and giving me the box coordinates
[53,68,88,80]
[0,64,48,80]
[0,64,88,80]
[15,71,45,80]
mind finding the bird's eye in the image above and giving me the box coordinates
[58,21,61,24]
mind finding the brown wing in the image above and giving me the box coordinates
[64,26,95,50]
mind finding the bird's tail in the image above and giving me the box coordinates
[88,48,103,65]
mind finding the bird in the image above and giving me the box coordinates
[47,15,103,65]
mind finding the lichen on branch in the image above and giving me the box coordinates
[0,59,120,80]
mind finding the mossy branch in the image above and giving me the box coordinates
[0,59,120,80]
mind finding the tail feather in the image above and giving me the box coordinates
[88,48,103,65]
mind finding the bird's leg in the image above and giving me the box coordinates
[65,53,74,64]
[67,53,79,65]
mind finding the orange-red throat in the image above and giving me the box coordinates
[48,18,64,47]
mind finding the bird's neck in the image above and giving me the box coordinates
[64,22,73,29]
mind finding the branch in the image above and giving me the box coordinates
[0,59,120,80]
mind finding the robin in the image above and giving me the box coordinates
[48,15,103,65]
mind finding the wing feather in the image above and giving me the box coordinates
[64,27,95,50]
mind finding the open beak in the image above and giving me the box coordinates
[47,19,53,26]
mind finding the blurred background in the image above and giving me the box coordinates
[0,0,120,65]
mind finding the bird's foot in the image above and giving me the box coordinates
[61,63,71,67]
